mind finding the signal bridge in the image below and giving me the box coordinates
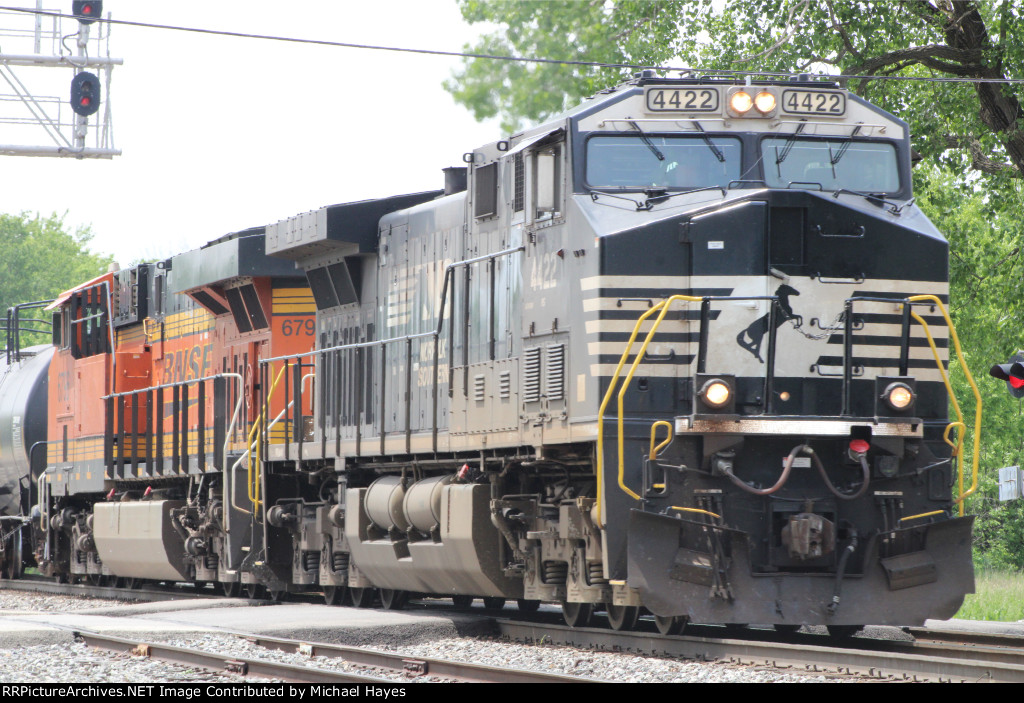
[0,2,121,159]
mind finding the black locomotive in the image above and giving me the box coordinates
[0,73,976,635]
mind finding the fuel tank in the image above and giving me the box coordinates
[0,345,52,516]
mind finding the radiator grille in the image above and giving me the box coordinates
[546,343,565,401]
[523,347,542,403]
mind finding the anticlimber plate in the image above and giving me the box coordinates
[675,417,922,437]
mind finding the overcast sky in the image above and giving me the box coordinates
[0,2,501,264]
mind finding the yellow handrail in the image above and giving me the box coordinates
[670,506,722,520]
[595,294,701,526]
[905,295,982,516]
[247,363,287,509]
[649,420,674,461]
[898,510,947,525]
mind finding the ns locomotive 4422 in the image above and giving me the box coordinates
[0,72,980,635]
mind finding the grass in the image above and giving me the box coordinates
[955,569,1024,622]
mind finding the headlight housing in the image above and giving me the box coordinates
[728,90,753,115]
[695,374,736,414]
[875,376,917,416]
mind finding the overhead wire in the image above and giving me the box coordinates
[2,5,1024,85]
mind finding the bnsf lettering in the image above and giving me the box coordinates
[161,344,213,384]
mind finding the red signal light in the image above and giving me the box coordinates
[72,1,102,24]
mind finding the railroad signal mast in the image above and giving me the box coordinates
[0,1,121,158]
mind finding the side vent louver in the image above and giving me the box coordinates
[499,370,511,399]
[523,347,542,403]
[473,374,486,402]
[546,343,565,401]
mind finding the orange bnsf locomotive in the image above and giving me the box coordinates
[0,229,315,592]
[0,73,981,635]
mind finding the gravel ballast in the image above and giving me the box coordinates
[0,589,843,683]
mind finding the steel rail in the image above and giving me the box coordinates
[73,629,400,684]
[246,632,597,683]
[497,620,1024,683]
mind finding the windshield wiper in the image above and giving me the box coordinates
[628,120,665,162]
[775,121,806,165]
[691,121,725,163]
[829,126,861,166]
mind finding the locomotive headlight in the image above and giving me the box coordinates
[882,382,915,411]
[754,90,776,114]
[729,90,753,115]
[699,379,732,408]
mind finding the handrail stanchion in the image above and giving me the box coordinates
[379,342,386,456]
[405,337,412,454]
[130,389,139,477]
[198,380,207,471]
[156,386,164,475]
[842,300,853,416]
[764,299,779,415]
[145,389,153,477]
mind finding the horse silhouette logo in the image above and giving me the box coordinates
[736,284,803,363]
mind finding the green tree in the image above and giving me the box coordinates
[450,0,1024,179]
[0,212,113,349]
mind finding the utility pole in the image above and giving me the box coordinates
[0,2,121,159]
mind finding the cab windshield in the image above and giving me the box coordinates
[585,134,742,190]
[761,138,900,193]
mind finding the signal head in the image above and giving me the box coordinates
[72,1,103,24]
[70,71,101,117]
[990,354,1024,398]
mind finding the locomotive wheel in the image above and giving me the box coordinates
[826,625,861,639]
[451,595,473,609]
[654,615,688,636]
[267,589,287,603]
[380,589,408,610]
[516,599,540,613]
[245,583,264,600]
[350,587,376,608]
[221,581,241,597]
[562,602,593,628]
[323,585,348,606]
[605,603,640,631]
[482,597,506,610]
[126,578,143,590]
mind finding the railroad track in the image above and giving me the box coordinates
[6,576,1024,682]
[71,628,597,684]
[497,620,1024,683]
